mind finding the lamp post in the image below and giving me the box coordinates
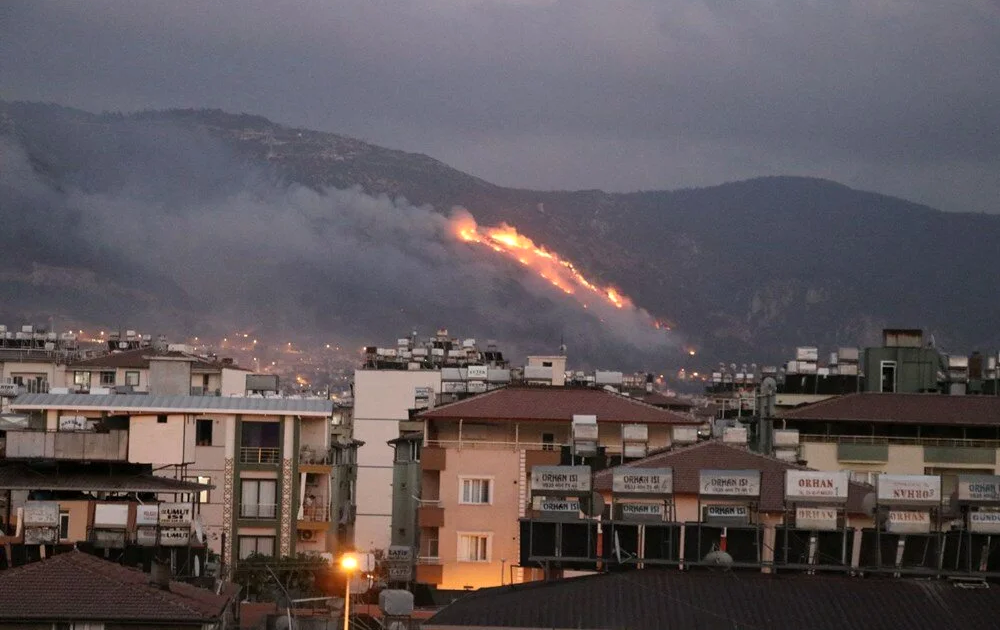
[340,554,359,630]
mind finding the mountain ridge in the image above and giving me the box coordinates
[3,99,999,367]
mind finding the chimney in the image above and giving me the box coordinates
[150,560,172,590]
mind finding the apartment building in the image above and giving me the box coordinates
[65,347,251,396]
[412,386,701,590]
[780,392,1000,493]
[3,392,358,571]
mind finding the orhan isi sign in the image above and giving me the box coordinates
[877,474,941,507]
[530,466,591,494]
[784,471,850,504]
[612,468,673,495]
[957,475,1000,503]
[699,470,761,497]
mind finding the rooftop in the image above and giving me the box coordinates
[68,347,250,371]
[11,393,335,417]
[0,551,236,623]
[419,386,699,425]
[424,570,1000,630]
[779,392,1000,426]
[593,440,871,513]
[0,462,216,492]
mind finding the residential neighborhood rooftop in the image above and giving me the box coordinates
[779,392,1000,425]
[419,386,700,425]
[11,393,335,416]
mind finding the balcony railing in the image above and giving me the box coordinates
[425,439,568,451]
[799,434,1000,449]
[240,503,278,519]
[240,447,281,464]
[300,502,331,522]
[3,429,129,461]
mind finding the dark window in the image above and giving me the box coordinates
[880,361,897,393]
[196,419,214,446]
[542,361,553,367]
[99,371,116,386]
[542,432,555,451]
[157,414,168,424]
[241,421,280,448]
[125,371,140,386]
[59,512,70,539]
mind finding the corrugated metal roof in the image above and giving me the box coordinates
[0,463,215,492]
[426,570,1000,630]
[779,392,1000,426]
[10,393,334,416]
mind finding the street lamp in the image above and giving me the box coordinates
[340,554,359,630]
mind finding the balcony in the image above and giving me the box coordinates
[418,503,445,528]
[240,503,278,519]
[421,446,446,471]
[425,439,568,452]
[415,563,443,585]
[190,387,221,396]
[298,502,332,530]
[240,447,281,465]
[3,429,128,462]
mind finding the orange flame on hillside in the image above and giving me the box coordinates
[452,214,674,334]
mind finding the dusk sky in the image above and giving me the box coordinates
[3,0,998,213]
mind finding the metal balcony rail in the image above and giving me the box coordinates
[239,503,278,519]
[300,502,332,522]
[799,434,1000,448]
[239,446,281,464]
[425,439,569,451]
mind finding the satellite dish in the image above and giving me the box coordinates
[193,555,201,577]
[703,549,734,569]
[579,491,606,518]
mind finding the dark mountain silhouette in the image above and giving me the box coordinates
[3,100,998,368]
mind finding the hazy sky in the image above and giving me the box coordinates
[2,0,998,213]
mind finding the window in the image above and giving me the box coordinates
[59,512,70,539]
[241,479,278,518]
[457,533,491,562]
[880,361,897,393]
[542,432,555,452]
[157,414,168,424]
[238,535,276,559]
[99,371,116,386]
[542,361,553,367]
[196,419,214,446]
[460,477,493,505]
[125,371,140,386]
[73,371,91,388]
[182,476,212,504]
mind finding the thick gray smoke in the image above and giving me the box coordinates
[0,109,677,368]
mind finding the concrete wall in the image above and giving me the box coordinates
[391,460,421,549]
[353,369,441,552]
[148,359,193,396]
[129,414,195,465]
[1,360,69,388]
[221,368,247,396]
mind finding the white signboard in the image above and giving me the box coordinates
[388,565,413,581]
[23,501,59,526]
[877,475,941,506]
[135,526,159,546]
[466,365,488,380]
[622,424,648,442]
[700,470,761,497]
[386,546,413,562]
[969,511,1000,534]
[58,415,88,431]
[136,505,160,526]
[613,468,673,495]
[533,498,581,513]
[23,526,58,545]
[886,510,931,534]
[0,382,19,397]
[530,466,591,495]
[158,503,193,526]
[957,475,1000,503]
[795,507,839,531]
[91,529,127,549]
[159,527,192,546]
[617,502,664,521]
[785,471,850,503]
[704,504,750,525]
[94,503,129,528]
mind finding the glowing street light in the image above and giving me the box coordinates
[340,554,359,630]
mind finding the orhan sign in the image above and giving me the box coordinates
[876,474,941,507]
[530,466,591,495]
[785,471,849,504]
[612,468,673,495]
[699,470,761,497]
[957,475,1000,504]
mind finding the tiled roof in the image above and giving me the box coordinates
[69,348,249,371]
[779,392,1000,426]
[0,550,234,623]
[593,440,871,513]
[11,393,334,416]
[640,391,695,409]
[424,570,1000,630]
[0,463,216,492]
[419,387,699,425]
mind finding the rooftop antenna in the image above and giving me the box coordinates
[559,333,567,357]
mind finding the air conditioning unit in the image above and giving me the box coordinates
[297,530,315,542]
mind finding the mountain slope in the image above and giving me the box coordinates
[2,101,999,366]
